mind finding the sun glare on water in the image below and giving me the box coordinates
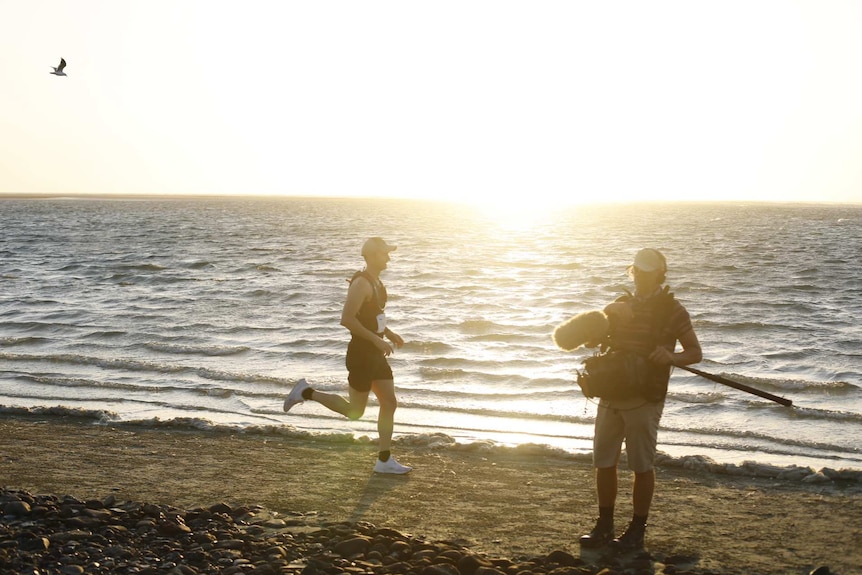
[451,192,580,232]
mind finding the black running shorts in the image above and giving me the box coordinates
[346,339,393,392]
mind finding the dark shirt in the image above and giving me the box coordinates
[350,271,387,336]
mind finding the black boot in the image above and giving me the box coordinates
[579,517,614,548]
[611,520,645,551]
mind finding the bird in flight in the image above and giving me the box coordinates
[50,58,67,76]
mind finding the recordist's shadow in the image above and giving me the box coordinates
[578,545,701,574]
[348,472,412,523]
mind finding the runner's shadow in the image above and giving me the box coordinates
[348,472,412,522]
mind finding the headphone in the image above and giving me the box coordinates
[648,248,667,284]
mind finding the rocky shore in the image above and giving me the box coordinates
[2,416,858,575]
[0,489,838,575]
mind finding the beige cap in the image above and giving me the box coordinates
[632,248,666,272]
[361,237,397,257]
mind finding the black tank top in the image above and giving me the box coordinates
[350,271,387,335]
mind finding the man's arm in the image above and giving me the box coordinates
[383,327,404,349]
[649,328,702,366]
[675,328,703,366]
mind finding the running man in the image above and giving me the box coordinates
[283,237,411,474]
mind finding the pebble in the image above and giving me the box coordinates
[0,488,824,575]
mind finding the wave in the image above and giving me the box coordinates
[82,330,128,339]
[456,320,553,337]
[662,421,860,455]
[12,351,853,429]
[465,333,540,344]
[0,352,294,387]
[247,289,277,298]
[0,336,49,347]
[193,368,292,386]
[20,373,852,454]
[665,390,726,404]
[398,382,572,398]
[0,390,246,417]
[2,406,860,481]
[762,348,827,361]
[186,261,215,269]
[0,352,190,374]
[417,356,537,370]
[458,319,518,334]
[657,435,862,470]
[787,405,862,424]
[687,369,859,394]
[7,372,568,408]
[403,341,455,354]
[113,263,167,272]
[695,320,771,330]
[12,374,244,398]
[144,342,250,356]
[0,405,120,422]
[0,321,64,333]
[745,374,857,393]
[4,399,288,424]
[395,400,595,426]
[417,367,531,386]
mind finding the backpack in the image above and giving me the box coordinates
[576,287,675,402]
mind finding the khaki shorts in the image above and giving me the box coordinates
[593,399,664,473]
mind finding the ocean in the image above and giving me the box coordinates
[1,197,860,473]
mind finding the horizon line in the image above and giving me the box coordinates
[0,192,860,207]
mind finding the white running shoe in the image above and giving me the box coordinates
[283,378,309,412]
[373,457,412,474]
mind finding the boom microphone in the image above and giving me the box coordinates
[553,310,609,351]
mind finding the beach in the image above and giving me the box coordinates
[2,415,860,575]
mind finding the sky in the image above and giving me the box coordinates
[2,1,862,207]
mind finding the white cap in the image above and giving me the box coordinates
[632,248,666,273]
